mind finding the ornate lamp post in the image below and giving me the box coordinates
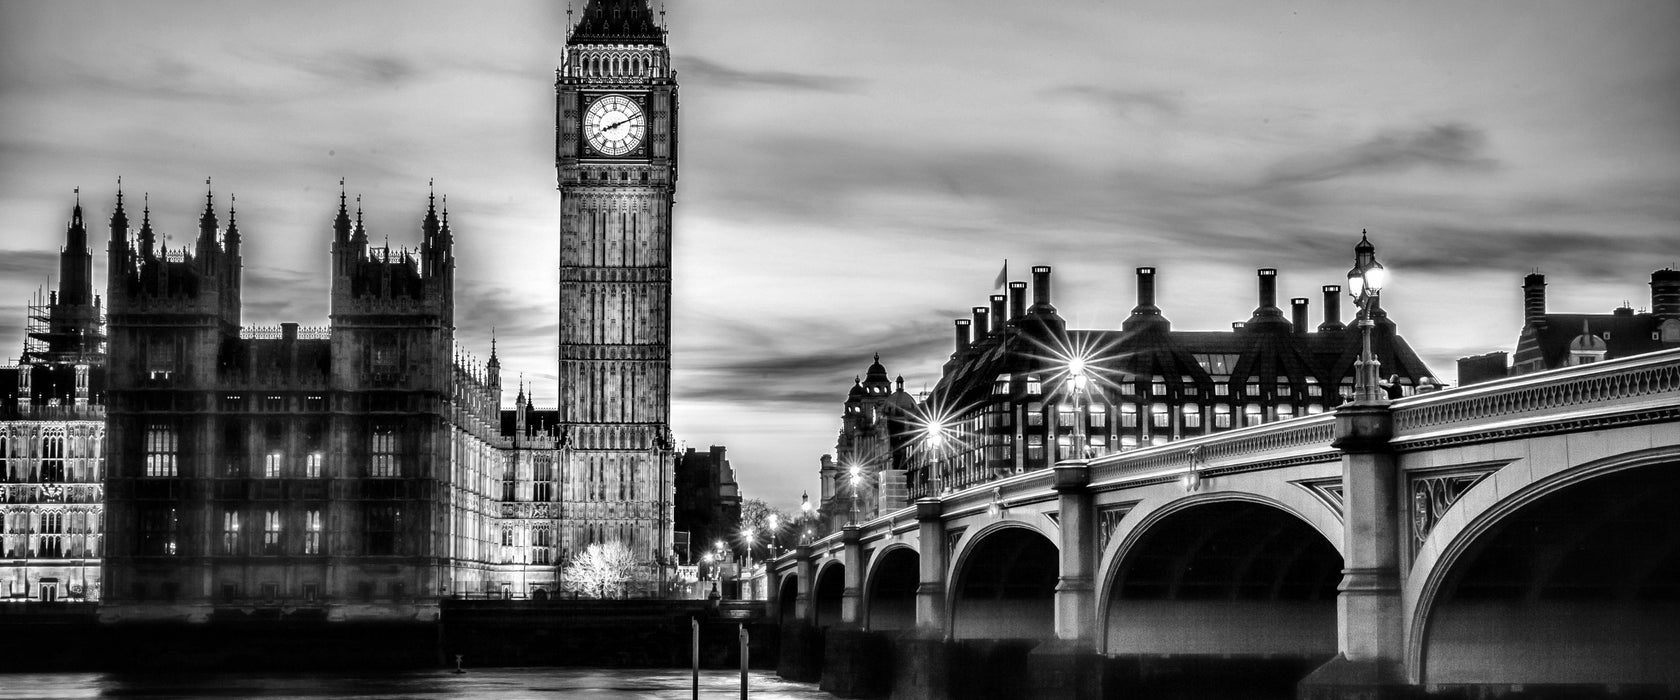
[923,422,947,494]
[847,466,863,523]
[799,492,814,544]
[1066,357,1091,459]
[1346,231,1389,404]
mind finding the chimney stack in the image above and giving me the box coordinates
[1008,281,1027,322]
[1245,268,1287,329]
[971,307,989,342]
[1319,285,1345,332]
[953,319,972,355]
[1291,298,1310,335]
[1651,268,1680,320]
[1122,266,1170,332]
[1029,266,1056,316]
[1523,273,1547,325]
[989,294,1006,334]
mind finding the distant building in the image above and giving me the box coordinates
[1,196,107,603]
[824,239,1435,502]
[1506,270,1679,377]
[820,356,918,530]
[674,445,741,564]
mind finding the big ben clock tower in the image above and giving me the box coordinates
[556,0,676,576]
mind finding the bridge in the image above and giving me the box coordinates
[768,348,1680,699]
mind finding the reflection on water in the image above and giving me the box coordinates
[0,668,840,699]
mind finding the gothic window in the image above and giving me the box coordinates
[502,462,517,502]
[534,457,555,502]
[144,424,178,478]
[37,511,64,558]
[304,510,323,555]
[262,510,282,555]
[365,506,400,555]
[147,338,174,380]
[140,507,177,556]
[369,426,398,478]
[221,394,244,412]
[264,453,283,479]
[306,452,323,479]
[222,510,242,555]
[41,430,65,483]
[0,433,9,482]
[501,526,516,564]
[532,527,552,565]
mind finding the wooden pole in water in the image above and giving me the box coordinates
[691,618,699,700]
[738,623,749,700]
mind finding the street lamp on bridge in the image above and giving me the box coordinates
[1346,231,1389,405]
[1066,356,1092,460]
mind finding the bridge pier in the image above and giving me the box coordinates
[1029,460,1107,700]
[1301,401,1410,699]
[778,544,823,682]
[890,497,955,700]
[820,526,889,697]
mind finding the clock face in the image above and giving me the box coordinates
[584,94,645,157]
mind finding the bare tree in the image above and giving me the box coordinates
[561,541,641,599]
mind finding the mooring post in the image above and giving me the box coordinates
[691,618,700,700]
[739,623,749,700]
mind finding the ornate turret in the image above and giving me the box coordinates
[570,0,664,45]
[196,179,219,264]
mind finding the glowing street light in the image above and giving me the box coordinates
[1346,231,1389,405]
[1066,356,1092,459]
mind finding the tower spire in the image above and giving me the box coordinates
[139,193,156,260]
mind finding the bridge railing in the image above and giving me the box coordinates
[1390,347,1680,443]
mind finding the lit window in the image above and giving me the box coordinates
[1306,377,1322,397]
[1120,435,1139,449]
[222,510,242,555]
[992,374,1012,395]
[1214,383,1230,396]
[306,452,323,478]
[1026,402,1044,427]
[1150,403,1170,428]
[1025,374,1042,395]
[262,510,282,555]
[532,527,553,565]
[1057,403,1077,425]
[265,453,283,479]
[141,508,178,556]
[1213,404,1233,429]
[1244,403,1264,426]
[370,427,398,478]
[1307,404,1325,415]
[1277,403,1295,419]
[1151,376,1167,395]
[304,510,322,555]
[1087,404,1107,428]
[1119,404,1139,428]
[1026,434,1044,461]
[144,424,178,477]
[1181,403,1202,429]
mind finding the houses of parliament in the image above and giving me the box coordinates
[0,0,677,620]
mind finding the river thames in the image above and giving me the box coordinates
[0,668,840,699]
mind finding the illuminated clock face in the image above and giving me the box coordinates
[584,94,645,157]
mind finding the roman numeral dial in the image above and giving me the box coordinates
[584,94,645,157]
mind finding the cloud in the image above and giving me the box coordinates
[1043,84,1184,120]
[0,251,58,278]
[678,55,863,93]
[675,315,951,405]
[1260,123,1498,188]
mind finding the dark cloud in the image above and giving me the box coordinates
[678,55,863,93]
[1260,123,1498,188]
[675,315,951,405]
[0,251,58,278]
[273,50,421,87]
[1385,224,1675,279]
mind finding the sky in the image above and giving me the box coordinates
[2,1,1677,511]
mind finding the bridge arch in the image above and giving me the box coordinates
[811,558,846,629]
[1408,446,1680,686]
[947,519,1058,640]
[775,573,798,624]
[1099,491,1343,659]
[862,543,918,632]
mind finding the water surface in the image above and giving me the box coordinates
[0,668,839,699]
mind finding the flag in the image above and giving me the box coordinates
[993,260,1008,290]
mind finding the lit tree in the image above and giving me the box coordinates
[737,498,794,554]
[561,541,643,599]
